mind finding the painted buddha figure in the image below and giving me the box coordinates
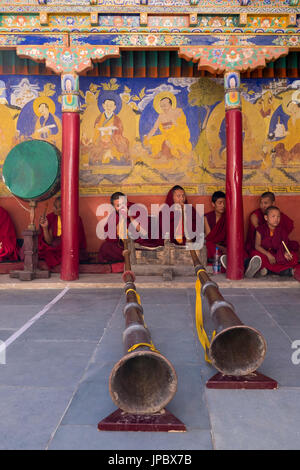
[92,94,130,165]
[144,92,192,160]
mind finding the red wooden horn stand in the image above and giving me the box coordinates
[98,408,186,432]
[206,372,278,390]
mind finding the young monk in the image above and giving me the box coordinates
[245,191,298,255]
[38,196,87,269]
[252,206,299,276]
[98,191,157,264]
[204,191,226,260]
[0,206,18,262]
[206,191,262,277]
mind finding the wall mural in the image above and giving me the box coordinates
[0,75,300,196]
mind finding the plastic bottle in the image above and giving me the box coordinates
[213,247,221,274]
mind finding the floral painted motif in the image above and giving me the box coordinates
[179,45,289,73]
[112,34,190,46]
[0,36,26,46]
[1,15,39,29]
[49,15,90,29]
[198,15,239,29]
[248,15,288,29]
[148,16,189,28]
[98,15,140,27]
[273,35,300,47]
[17,45,120,74]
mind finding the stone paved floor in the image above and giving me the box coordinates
[0,285,299,450]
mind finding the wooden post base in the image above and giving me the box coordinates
[206,371,278,390]
[10,270,50,281]
[9,228,50,281]
[98,408,186,432]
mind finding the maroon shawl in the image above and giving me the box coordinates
[205,210,226,258]
[38,212,87,269]
[98,199,157,263]
[251,224,298,273]
[246,208,296,254]
[156,188,198,246]
[0,207,18,261]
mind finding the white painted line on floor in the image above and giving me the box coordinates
[0,287,69,354]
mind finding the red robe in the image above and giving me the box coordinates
[155,188,198,246]
[251,224,298,274]
[245,208,298,255]
[38,212,87,269]
[205,210,226,259]
[0,207,18,262]
[98,201,158,264]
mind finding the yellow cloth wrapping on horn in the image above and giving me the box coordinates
[125,287,159,352]
[195,269,216,363]
[127,342,160,354]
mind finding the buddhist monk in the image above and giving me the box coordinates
[98,192,157,264]
[204,191,226,261]
[0,206,18,262]
[158,185,198,246]
[245,191,299,255]
[38,197,87,269]
[206,191,265,278]
[252,206,299,277]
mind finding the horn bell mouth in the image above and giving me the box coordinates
[209,325,267,376]
[109,351,178,415]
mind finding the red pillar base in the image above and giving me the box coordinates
[98,408,186,432]
[206,371,278,390]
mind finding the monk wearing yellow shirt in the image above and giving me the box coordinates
[38,197,87,269]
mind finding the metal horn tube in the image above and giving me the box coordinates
[190,250,267,376]
[109,240,178,414]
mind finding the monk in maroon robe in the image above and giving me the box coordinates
[252,206,299,275]
[246,191,298,255]
[98,192,158,264]
[38,197,87,269]
[204,191,226,260]
[156,185,198,246]
[0,206,18,262]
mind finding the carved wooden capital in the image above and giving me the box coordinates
[16,44,120,74]
[178,45,289,74]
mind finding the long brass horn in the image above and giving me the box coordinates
[109,239,178,414]
[190,249,267,376]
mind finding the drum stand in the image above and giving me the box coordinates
[10,201,50,281]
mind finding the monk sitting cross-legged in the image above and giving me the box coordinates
[0,206,18,262]
[157,185,198,246]
[245,191,299,255]
[252,206,299,277]
[98,191,159,264]
[38,196,87,269]
[205,191,262,278]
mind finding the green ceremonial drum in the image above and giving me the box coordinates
[3,140,61,202]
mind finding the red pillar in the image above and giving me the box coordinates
[225,73,244,280]
[61,112,80,280]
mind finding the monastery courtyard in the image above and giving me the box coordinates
[0,274,299,451]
